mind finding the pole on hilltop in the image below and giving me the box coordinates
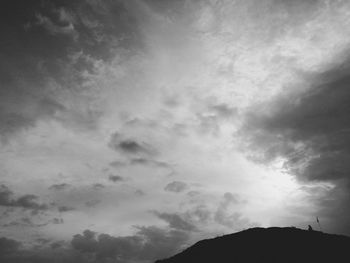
[317,217,322,231]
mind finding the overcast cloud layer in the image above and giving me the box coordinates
[1,0,350,262]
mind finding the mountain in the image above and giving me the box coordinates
[155,227,350,263]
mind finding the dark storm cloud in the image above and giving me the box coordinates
[153,211,197,232]
[164,181,188,193]
[109,132,158,156]
[0,0,142,140]
[239,60,350,234]
[240,62,350,183]
[0,185,48,211]
[71,226,190,262]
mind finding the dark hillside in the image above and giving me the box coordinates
[155,227,350,263]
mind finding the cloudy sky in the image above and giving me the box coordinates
[1,0,350,262]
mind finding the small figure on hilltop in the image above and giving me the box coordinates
[308,225,313,231]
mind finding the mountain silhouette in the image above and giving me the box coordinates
[155,227,350,263]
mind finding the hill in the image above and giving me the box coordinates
[155,227,350,263]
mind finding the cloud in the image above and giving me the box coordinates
[136,226,189,260]
[240,61,350,183]
[3,216,64,228]
[50,240,66,250]
[187,190,201,197]
[0,2,69,140]
[209,103,237,120]
[0,185,48,211]
[222,192,242,205]
[71,230,98,253]
[214,210,255,230]
[164,181,188,193]
[130,158,172,168]
[108,174,124,182]
[71,226,190,262]
[52,217,64,225]
[214,193,255,229]
[0,239,87,263]
[36,237,52,246]
[6,0,350,253]
[135,189,146,196]
[109,160,128,168]
[154,211,197,232]
[85,199,101,207]
[58,206,75,212]
[177,192,256,232]
[184,205,212,225]
[92,183,105,190]
[0,96,65,141]
[15,195,48,210]
[0,0,143,142]
[238,60,350,233]
[110,157,172,169]
[149,193,255,235]
[0,237,21,254]
[120,140,150,154]
[163,95,181,108]
[194,101,237,136]
[35,13,78,40]
[49,183,71,191]
[109,132,157,156]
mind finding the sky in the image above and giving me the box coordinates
[1,0,350,262]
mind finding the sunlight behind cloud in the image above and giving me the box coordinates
[2,2,350,261]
